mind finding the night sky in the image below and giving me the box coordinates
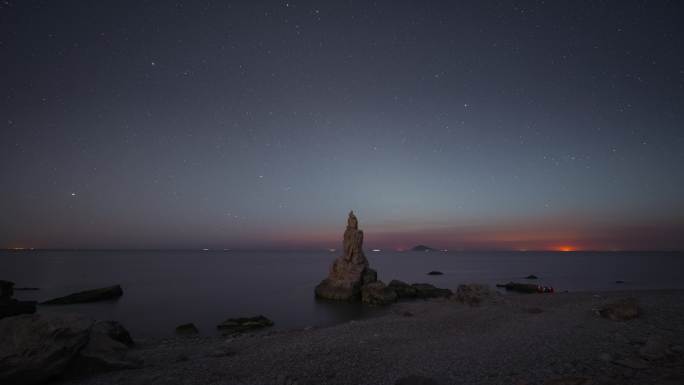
[2,1,683,251]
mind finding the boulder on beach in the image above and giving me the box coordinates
[315,211,377,301]
[0,280,37,319]
[176,323,199,335]
[525,274,538,280]
[361,281,398,305]
[598,298,639,321]
[217,315,273,334]
[427,271,443,275]
[388,280,419,299]
[42,284,123,305]
[454,284,493,306]
[69,321,140,376]
[0,313,138,385]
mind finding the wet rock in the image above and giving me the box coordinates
[427,271,443,275]
[411,283,452,298]
[42,284,123,305]
[395,375,440,385]
[361,281,397,305]
[525,275,538,280]
[217,315,273,334]
[388,280,419,299]
[315,211,375,301]
[176,323,199,335]
[454,284,492,306]
[599,298,639,321]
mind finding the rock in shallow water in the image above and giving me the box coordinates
[388,280,419,299]
[217,315,273,334]
[496,282,540,293]
[411,283,453,299]
[361,281,398,305]
[0,313,138,385]
[315,211,377,301]
[41,284,123,305]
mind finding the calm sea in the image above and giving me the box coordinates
[2,250,683,337]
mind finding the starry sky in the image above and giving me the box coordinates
[1,1,683,251]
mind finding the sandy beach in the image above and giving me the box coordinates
[53,289,684,385]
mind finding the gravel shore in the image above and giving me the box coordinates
[56,289,684,385]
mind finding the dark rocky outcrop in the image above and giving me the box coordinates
[411,283,453,298]
[361,281,398,305]
[388,280,452,299]
[0,313,139,385]
[388,280,419,299]
[42,285,123,305]
[0,280,36,319]
[68,321,140,376]
[497,282,540,293]
[411,245,435,252]
[315,211,377,301]
[599,298,639,321]
[217,315,273,334]
[525,274,538,280]
[362,268,378,285]
[427,271,443,275]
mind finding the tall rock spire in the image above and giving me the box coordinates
[314,211,375,301]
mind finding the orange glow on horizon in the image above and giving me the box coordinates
[557,246,577,252]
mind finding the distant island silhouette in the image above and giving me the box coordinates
[411,245,436,252]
